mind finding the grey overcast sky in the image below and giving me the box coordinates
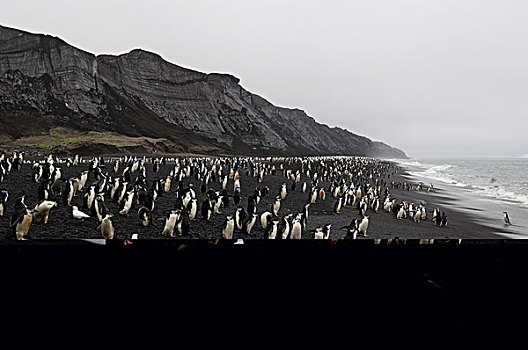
[2,0,527,158]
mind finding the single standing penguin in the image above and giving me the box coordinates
[358,216,369,237]
[37,180,51,200]
[279,214,292,239]
[244,214,258,235]
[233,189,241,206]
[221,189,230,207]
[222,215,235,239]
[432,208,440,225]
[397,205,405,220]
[359,199,368,217]
[290,218,302,239]
[234,206,247,231]
[300,203,310,231]
[253,188,262,205]
[0,189,8,217]
[310,188,318,204]
[272,196,281,216]
[182,191,192,209]
[247,196,257,215]
[214,196,223,214]
[164,175,172,193]
[162,210,180,237]
[261,211,273,230]
[280,183,287,200]
[201,199,213,221]
[319,188,326,200]
[176,209,191,236]
[320,224,332,239]
[78,171,89,192]
[334,196,343,214]
[373,197,380,213]
[189,199,198,220]
[266,220,279,239]
[413,209,422,223]
[421,205,427,221]
[503,211,512,226]
[99,214,115,239]
[119,191,135,216]
[84,186,96,209]
[440,212,448,227]
[10,196,32,240]
[62,178,78,206]
[92,195,108,222]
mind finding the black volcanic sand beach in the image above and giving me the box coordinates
[0,154,503,241]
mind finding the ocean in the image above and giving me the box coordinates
[392,158,528,237]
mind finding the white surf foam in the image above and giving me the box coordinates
[395,160,428,168]
[475,185,528,207]
[405,162,461,186]
[402,160,528,208]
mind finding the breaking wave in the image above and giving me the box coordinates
[396,159,528,208]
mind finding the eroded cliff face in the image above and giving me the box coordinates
[0,25,407,158]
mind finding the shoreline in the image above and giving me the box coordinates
[348,161,506,240]
[394,159,526,238]
[390,168,507,239]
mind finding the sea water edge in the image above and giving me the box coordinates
[389,157,528,237]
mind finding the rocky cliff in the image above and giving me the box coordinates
[0,25,407,158]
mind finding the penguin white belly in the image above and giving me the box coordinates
[177,221,183,235]
[269,226,277,239]
[290,223,302,239]
[222,222,234,239]
[190,203,197,220]
[183,196,191,209]
[358,220,369,236]
[214,200,222,214]
[247,218,256,234]
[162,215,178,236]
[16,214,33,240]
[335,201,342,214]
[120,197,133,215]
[101,220,114,239]
[261,213,270,229]
[282,222,290,239]
[273,202,280,215]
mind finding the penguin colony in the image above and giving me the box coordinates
[0,152,465,241]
